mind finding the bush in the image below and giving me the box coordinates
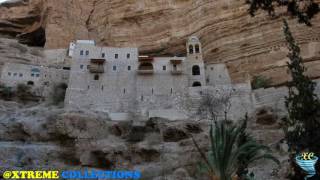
[16,83,33,102]
[51,83,68,105]
[0,85,14,100]
[251,75,271,89]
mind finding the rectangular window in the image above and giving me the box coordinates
[8,72,11,76]
[102,53,105,58]
[101,86,104,91]
[36,74,40,77]
[113,66,117,71]
[80,50,84,55]
[19,73,23,77]
[86,50,89,56]
[127,53,130,59]
[31,73,35,77]
[163,66,166,71]
[128,66,131,71]
[13,73,17,76]
[80,65,84,69]
[115,54,118,59]
[87,65,90,69]
[123,89,126,94]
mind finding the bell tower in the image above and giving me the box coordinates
[186,36,206,87]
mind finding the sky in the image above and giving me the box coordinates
[0,0,8,3]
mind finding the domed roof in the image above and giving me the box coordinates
[188,36,200,43]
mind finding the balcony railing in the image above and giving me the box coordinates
[90,59,106,64]
[171,69,182,75]
[139,56,154,62]
[89,65,104,73]
[170,59,183,64]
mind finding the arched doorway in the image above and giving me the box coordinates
[192,65,200,76]
[192,81,202,87]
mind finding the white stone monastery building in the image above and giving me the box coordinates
[65,37,253,120]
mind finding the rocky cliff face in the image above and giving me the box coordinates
[0,100,287,179]
[0,0,320,85]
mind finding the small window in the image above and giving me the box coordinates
[123,89,126,94]
[211,67,214,71]
[102,53,105,58]
[141,95,144,101]
[115,54,118,59]
[152,88,154,95]
[36,74,40,77]
[163,66,166,71]
[94,74,99,80]
[128,66,131,71]
[87,65,90,69]
[13,73,17,76]
[101,86,104,90]
[86,50,89,56]
[80,50,84,55]
[88,85,90,90]
[171,88,173,94]
[8,72,11,76]
[113,66,117,71]
[31,73,35,77]
[127,53,130,59]
[80,65,84,69]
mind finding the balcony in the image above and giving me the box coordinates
[170,59,183,64]
[89,64,104,73]
[171,69,182,75]
[90,59,105,64]
[89,58,105,73]
[137,62,154,75]
[139,56,154,62]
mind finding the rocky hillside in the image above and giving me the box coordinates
[0,100,288,179]
[0,0,320,85]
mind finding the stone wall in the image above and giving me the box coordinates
[0,63,69,98]
[253,78,320,119]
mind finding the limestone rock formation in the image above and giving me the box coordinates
[1,0,320,85]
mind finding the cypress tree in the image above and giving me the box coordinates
[282,19,320,179]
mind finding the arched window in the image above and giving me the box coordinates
[195,44,200,53]
[138,62,154,70]
[94,74,99,80]
[189,45,194,54]
[192,65,200,76]
[192,81,202,87]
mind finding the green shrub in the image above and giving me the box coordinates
[16,83,33,102]
[51,83,68,105]
[0,85,14,100]
[251,75,271,89]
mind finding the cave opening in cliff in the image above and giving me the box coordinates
[17,27,46,47]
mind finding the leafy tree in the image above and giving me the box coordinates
[192,118,279,180]
[246,0,319,26]
[281,19,320,179]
